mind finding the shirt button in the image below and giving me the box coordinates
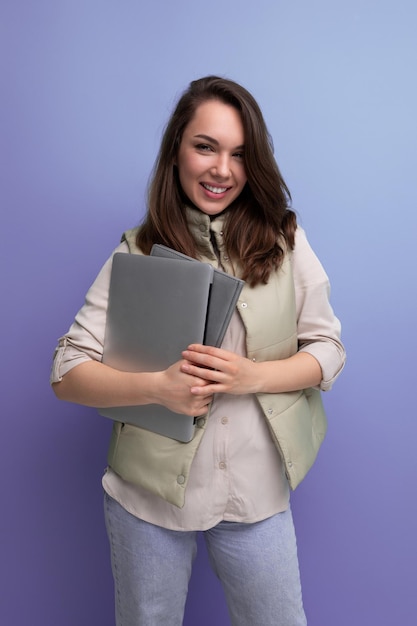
[241,302,248,309]
[221,416,228,425]
[199,223,206,232]
[177,474,185,485]
[219,461,226,470]
[288,461,293,468]
[267,408,273,415]
[219,231,224,236]
[196,417,206,428]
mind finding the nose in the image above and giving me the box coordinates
[211,153,231,179]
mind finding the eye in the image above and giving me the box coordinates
[233,152,244,160]
[196,143,213,152]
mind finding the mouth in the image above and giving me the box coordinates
[201,183,230,194]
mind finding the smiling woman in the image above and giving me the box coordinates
[137,76,297,286]
[176,100,247,217]
[51,75,345,626]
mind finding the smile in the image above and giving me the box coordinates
[202,183,229,194]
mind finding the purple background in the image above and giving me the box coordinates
[1,1,416,624]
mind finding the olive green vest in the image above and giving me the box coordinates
[107,210,327,508]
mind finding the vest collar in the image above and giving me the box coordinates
[184,205,227,262]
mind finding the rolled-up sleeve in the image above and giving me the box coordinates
[50,242,129,384]
[292,228,346,391]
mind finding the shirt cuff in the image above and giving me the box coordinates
[50,337,93,384]
[299,342,346,391]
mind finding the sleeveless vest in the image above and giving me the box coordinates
[107,211,327,508]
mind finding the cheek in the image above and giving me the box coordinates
[238,171,248,190]
[178,154,197,184]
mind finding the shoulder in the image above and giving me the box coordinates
[86,238,130,292]
[293,225,310,251]
[291,226,329,287]
[121,226,141,253]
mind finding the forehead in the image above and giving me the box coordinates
[184,100,244,143]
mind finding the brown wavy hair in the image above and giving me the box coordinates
[136,75,297,286]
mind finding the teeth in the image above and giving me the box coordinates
[203,183,228,194]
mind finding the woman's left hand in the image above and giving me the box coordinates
[181,343,323,396]
[181,344,258,396]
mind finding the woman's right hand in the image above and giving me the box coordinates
[52,358,214,414]
[155,360,214,416]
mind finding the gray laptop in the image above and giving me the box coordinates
[151,244,244,347]
[98,253,214,442]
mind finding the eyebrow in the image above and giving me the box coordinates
[193,134,245,150]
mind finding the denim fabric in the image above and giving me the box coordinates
[104,492,307,626]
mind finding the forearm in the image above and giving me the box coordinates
[52,358,214,416]
[181,345,323,395]
[253,351,322,394]
[52,360,159,407]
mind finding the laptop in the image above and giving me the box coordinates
[98,253,214,442]
[151,244,244,347]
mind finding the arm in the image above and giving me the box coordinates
[51,244,212,416]
[181,227,345,396]
[292,227,345,390]
[52,359,213,416]
[52,360,158,407]
[180,346,322,395]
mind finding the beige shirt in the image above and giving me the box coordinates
[52,227,345,530]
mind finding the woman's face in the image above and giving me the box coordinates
[176,100,247,217]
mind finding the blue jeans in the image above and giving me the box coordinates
[104,492,307,626]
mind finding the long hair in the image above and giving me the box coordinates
[137,75,297,286]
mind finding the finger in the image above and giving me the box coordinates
[183,345,231,362]
[182,353,225,373]
[183,363,223,383]
[194,404,212,416]
[190,382,222,395]
[182,351,212,368]
[186,343,218,354]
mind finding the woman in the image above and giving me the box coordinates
[51,75,345,625]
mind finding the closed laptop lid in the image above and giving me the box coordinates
[150,244,244,347]
[98,253,214,441]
